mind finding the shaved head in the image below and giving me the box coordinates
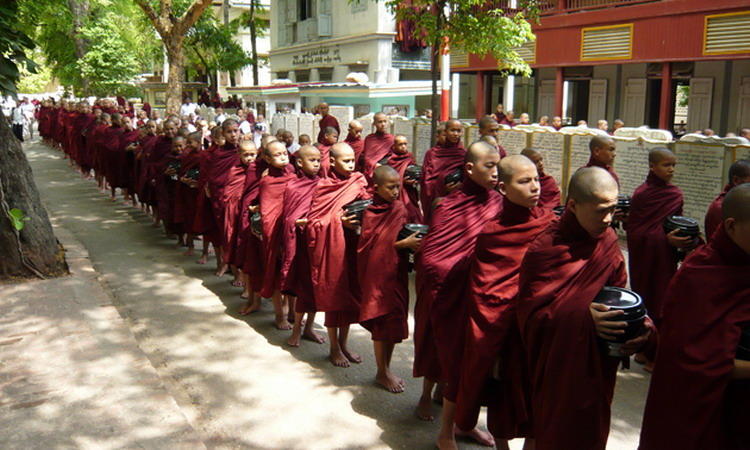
[521,148,540,159]
[589,135,614,153]
[498,154,536,184]
[330,142,354,159]
[649,147,675,164]
[239,139,257,152]
[374,112,387,121]
[373,164,400,185]
[568,166,619,204]
[466,140,498,164]
[324,126,338,136]
[297,144,320,159]
[265,140,286,156]
[729,160,750,185]
[348,120,363,131]
[723,183,750,222]
[446,119,462,129]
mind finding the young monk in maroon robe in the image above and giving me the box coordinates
[415,141,501,448]
[387,135,423,223]
[175,132,204,256]
[258,141,296,329]
[704,160,750,241]
[478,116,507,158]
[120,119,140,204]
[193,126,224,265]
[344,120,365,171]
[521,148,560,209]
[639,184,750,450]
[455,155,554,449]
[584,135,619,185]
[158,136,185,241]
[517,167,654,450]
[102,113,126,200]
[315,127,338,177]
[420,120,466,222]
[358,165,422,393]
[134,121,159,211]
[284,146,327,347]
[306,142,369,367]
[91,114,112,193]
[626,149,695,331]
[145,119,178,228]
[361,113,395,181]
[316,102,340,144]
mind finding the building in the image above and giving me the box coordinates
[452,0,750,135]
[227,0,433,117]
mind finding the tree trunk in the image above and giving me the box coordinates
[165,39,185,116]
[66,0,90,95]
[249,0,259,86]
[430,41,440,147]
[0,115,68,280]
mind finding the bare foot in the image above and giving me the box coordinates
[287,330,302,347]
[643,361,655,373]
[433,384,444,405]
[416,396,434,421]
[341,348,362,364]
[436,434,458,450]
[239,299,261,315]
[183,248,194,256]
[215,264,228,277]
[634,353,648,365]
[302,328,326,344]
[375,371,405,393]
[455,426,496,447]
[231,279,245,288]
[196,254,208,264]
[329,349,350,368]
[274,318,293,330]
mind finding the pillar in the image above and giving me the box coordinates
[554,67,564,117]
[658,62,672,130]
[475,71,485,121]
[505,75,515,112]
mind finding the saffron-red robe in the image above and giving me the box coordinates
[173,149,202,229]
[388,150,423,223]
[704,184,731,242]
[357,196,410,342]
[639,226,750,450]
[517,211,629,450]
[455,199,553,438]
[413,178,501,396]
[625,172,683,323]
[316,114,340,144]
[538,173,561,209]
[419,142,466,222]
[259,164,296,298]
[344,133,365,171]
[361,132,395,182]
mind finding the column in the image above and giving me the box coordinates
[475,71,485,121]
[658,62,672,130]
[504,74,515,112]
[554,67,564,117]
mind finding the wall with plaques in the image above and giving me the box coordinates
[283,114,299,138]
[392,117,415,154]
[611,137,652,197]
[298,114,314,139]
[734,145,750,162]
[414,122,432,163]
[530,131,566,194]
[568,134,595,175]
[328,106,354,142]
[496,129,530,155]
[672,142,731,223]
[465,126,479,146]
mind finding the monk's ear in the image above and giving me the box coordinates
[567,197,577,214]
[724,217,737,236]
[497,181,507,196]
[464,161,474,176]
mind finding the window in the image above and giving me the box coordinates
[318,68,333,82]
[296,70,311,83]
[299,0,314,20]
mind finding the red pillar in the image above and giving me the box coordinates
[658,62,672,130]
[554,67,564,118]
[475,71,485,121]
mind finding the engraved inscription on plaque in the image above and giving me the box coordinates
[466,126,479,145]
[569,134,594,174]
[271,114,284,135]
[496,130,529,155]
[284,114,299,138]
[531,132,565,187]
[672,142,728,222]
[735,145,750,162]
[298,114,314,139]
[612,138,651,196]
[415,123,432,164]
[328,106,354,142]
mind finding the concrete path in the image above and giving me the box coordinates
[5,139,651,449]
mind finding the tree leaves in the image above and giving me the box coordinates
[0,2,38,98]
[8,208,31,232]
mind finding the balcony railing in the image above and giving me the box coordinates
[488,0,660,15]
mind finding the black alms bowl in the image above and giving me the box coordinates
[343,199,373,221]
[405,164,423,181]
[592,286,647,343]
[251,211,262,237]
[397,223,429,242]
[444,168,463,186]
[663,215,700,239]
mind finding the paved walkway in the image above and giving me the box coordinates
[2,139,652,449]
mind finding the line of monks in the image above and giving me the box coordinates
[35,98,750,450]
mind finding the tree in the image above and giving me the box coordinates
[134,0,214,114]
[241,1,270,86]
[383,0,537,142]
[0,2,68,279]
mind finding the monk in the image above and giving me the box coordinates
[456,155,554,449]
[414,141,501,447]
[134,120,159,210]
[358,165,422,393]
[361,112,395,181]
[420,119,466,222]
[175,132,204,256]
[551,116,562,130]
[306,142,369,367]
[344,120,365,170]
[584,135,619,185]
[283,146,327,347]
[478,116,507,158]
[704,160,750,241]
[192,126,224,266]
[258,140,296,329]
[157,135,186,241]
[102,113,126,201]
[639,183,750,450]
[120,119,140,204]
[387,135,423,223]
[316,127,338,177]
[144,119,178,228]
[521,148,560,209]
[517,167,654,450]
[316,102,340,144]
[626,149,695,330]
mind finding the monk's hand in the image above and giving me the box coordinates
[445,181,461,193]
[395,232,422,252]
[341,212,360,231]
[295,218,308,228]
[732,359,750,379]
[620,325,652,355]
[590,303,627,340]
[204,186,211,198]
[666,228,694,249]
[248,205,259,213]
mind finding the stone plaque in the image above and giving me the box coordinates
[392,118,415,154]
[735,145,750,162]
[672,142,728,222]
[612,138,651,197]
[271,114,284,135]
[415,122,433,164]
[298,114,314,139]
[328,106,354,142]
[465,125,479,146]
[313,116,320,143]
[496,129,529,155]
[357,113,374,136]
[569,134,594,174]
[531,131,565,188]
[284,113,299,138]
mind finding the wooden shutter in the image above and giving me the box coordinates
[588,79,607,125]
[687,78,713,132]
[622,78,646,127]
[538,80,555,117]
[580,24,633,61]
[704,12,750,55]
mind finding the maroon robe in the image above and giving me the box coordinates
[639,226,750,450]
[234,162,265,292]
[155,151,181,232]
[389,150,424,223]
[362,132,395,182]
[259,165,296,298]
[455,199,553,438]
[280,173,320,312]
[344,133,365,171]
[584,157,620,186]
[357,196,410,342]
[413,178,501,397]
[419,142,466,222]
[102,125,126,188]
[316,143,332,178]
[206,143,243,250]
[316,114,340,144]
[517,211,629,450]
[134,134,158,202]
[120,129,140,193]
[191,146,219,243]
[704,184,730,242]
[538,173,561,209]
[625,172,683,323]
[306,171,369,325]
[143,136,173,207]
[173,149,202,230]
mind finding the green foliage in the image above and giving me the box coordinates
[79,13,140,96]
[186,12,254,76]
[17,49,54,94]
[677,85,689,108]
[8,208,31,232]
[0,2,37,97]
